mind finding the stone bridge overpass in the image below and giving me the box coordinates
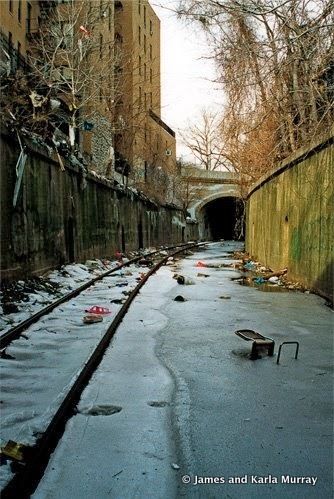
[181,166,242,240]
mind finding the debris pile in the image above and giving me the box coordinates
[232,251,308,292]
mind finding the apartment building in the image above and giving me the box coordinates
[0,0,116,174]
[0,0,42,69]
[114,0,176,193]
[1,0,176,194]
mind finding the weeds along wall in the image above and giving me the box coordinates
[246,127,333,300]
[0,131,198,280]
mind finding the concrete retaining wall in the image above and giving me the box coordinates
[0,132,198,280]
[246,128,333,300]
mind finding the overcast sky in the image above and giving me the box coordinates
[152,1,225,161]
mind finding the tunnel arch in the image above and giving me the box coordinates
[197,195,244,241]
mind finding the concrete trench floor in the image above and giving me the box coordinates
[33,241,333,499]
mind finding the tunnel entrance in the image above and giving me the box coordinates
[202,197,244,240]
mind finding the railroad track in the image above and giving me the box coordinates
[0,242,198,350]
[0,242,206,498]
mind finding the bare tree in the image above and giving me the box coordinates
[181,108,233,171]
[171,159,206,215]
[176,0,334,181]
[26,0,117,153]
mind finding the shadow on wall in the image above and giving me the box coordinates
[201,197,244,240]
[313,259,334,302]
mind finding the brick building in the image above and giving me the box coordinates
[0,0,176,198]
[113,0,176,198]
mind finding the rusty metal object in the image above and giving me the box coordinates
[276,341,300,365]
[234,329,275,359]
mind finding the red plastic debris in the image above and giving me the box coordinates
[196,261,207,268]
[85,306,112,315]
[115,251,123,262]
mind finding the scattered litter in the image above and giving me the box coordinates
[177,276,194,285]
[244,418,251,422]
[147,401,169,407]
[83,314,103,324]
[84,260,100,270]
[196,261,222,268]
[110,298,125,304]
[244,261,256,270]
[115,282,128,287]
[253,277,266,285]
[219,296,231,300]
[138,258,153,267]
[85,306,111,315]
[197,273,209,277]
[174,295,186,302]
[0,441,29,462]
[171,463,180,470]
[268,276,280,283]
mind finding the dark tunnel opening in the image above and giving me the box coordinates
[202,197,244,240]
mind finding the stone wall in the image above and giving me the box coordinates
[246,128,333,300]
[0,131,198,280]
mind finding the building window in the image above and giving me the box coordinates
[149,44,152,60]
[17,41,21,68]
[138,26,141,45]
[109,7,112,30]
[99,33,103,59]
[18,0,22,23]
[150,92,152,108]
[150,20,153,35]
[8,31,13,51]
[139,86,142,106]
[9,0,13,14]
[27,3,32,33]
[139,56,142,75]
[144,34,146,53]
[144,92,147,109]
[144,63,146,80]
[144,5,146,27]
[138,0,141,14]
[150,68,152,83]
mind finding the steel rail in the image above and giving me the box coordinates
[0,242,198,350]
[1,242,204,499]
